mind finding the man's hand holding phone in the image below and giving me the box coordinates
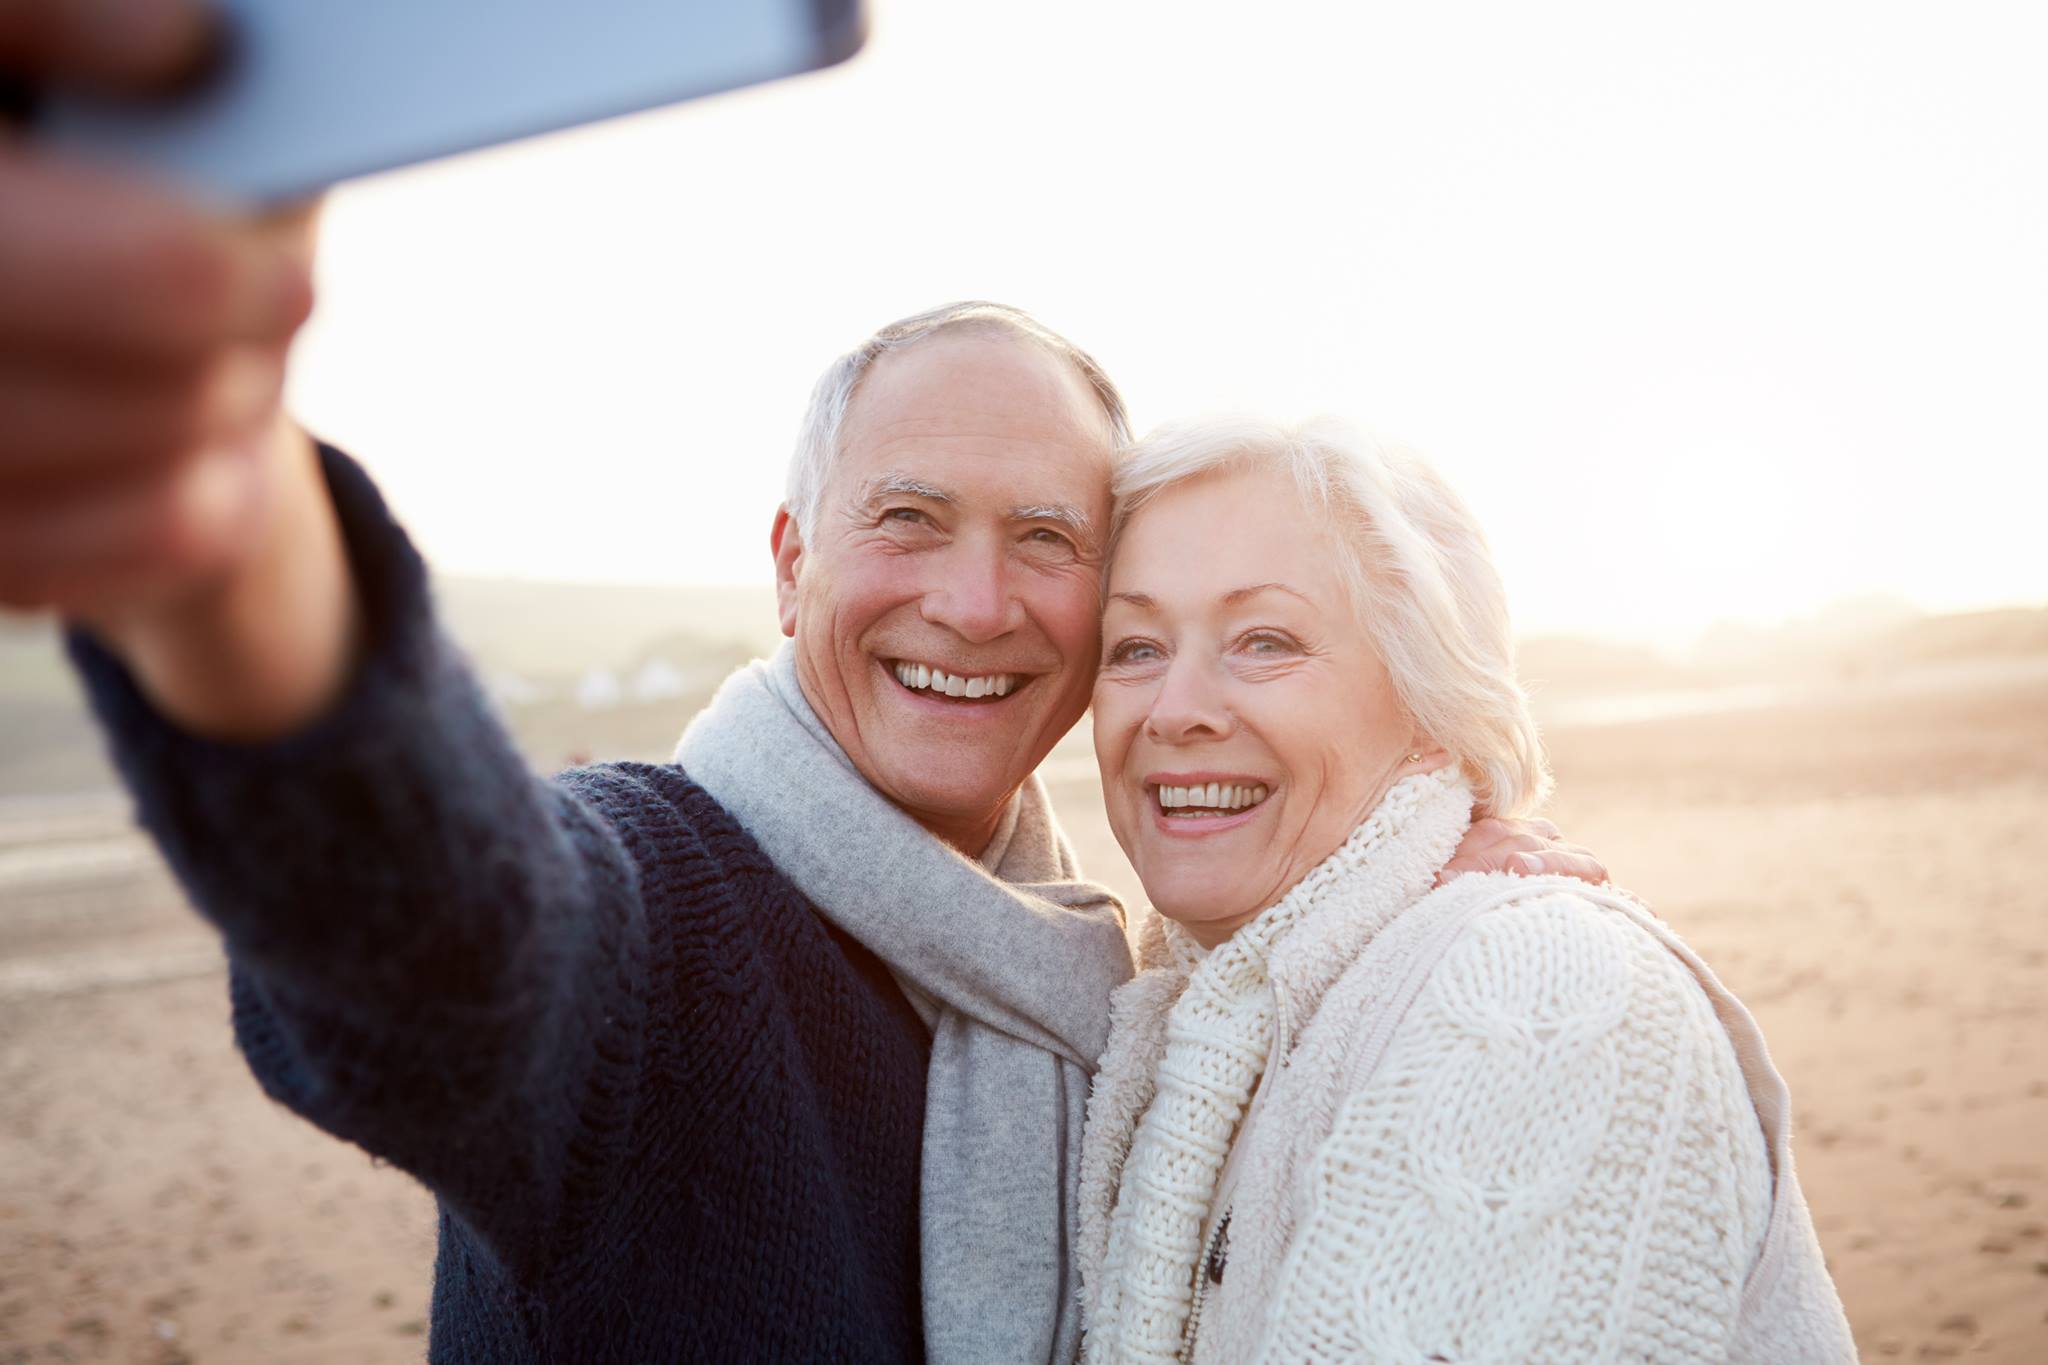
[3,0,867,738]
[1,0,355,742]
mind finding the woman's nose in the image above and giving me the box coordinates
[1143,658,1232,744]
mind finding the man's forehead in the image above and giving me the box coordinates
[836,434,1112,506]
[836,415,1113,505]
[845,333,1114,445]
[827,332,1115,507]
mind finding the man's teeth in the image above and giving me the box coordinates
[1155,782,1270,812]
[892,661,1017,698]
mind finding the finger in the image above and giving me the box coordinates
[1443,843,1540,876]
[1438,839,1582,881]
[0,0,219,93]
[0,444,260,611]
[0,152,314,359]
[1463,817,1512,845]
[1436,849,1511,882]
[1469,815,1560,843]
[1511,849,1609,884]
[1467,831,1550,860]
[0,348,281,483]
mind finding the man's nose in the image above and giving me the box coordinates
[919,540,1024,644]
[1143,657,1233,744]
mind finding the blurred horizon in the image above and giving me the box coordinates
[6,572,2042,802]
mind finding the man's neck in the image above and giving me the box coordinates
[912,804,1009,862]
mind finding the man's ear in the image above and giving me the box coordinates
[770,506,802,638]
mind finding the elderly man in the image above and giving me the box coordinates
[0,8,1601,1363]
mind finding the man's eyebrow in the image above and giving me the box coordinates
[1009,502,1096,538]
[855,472,953,504]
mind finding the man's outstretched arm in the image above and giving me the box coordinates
[62,443,661,1272]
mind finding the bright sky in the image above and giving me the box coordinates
[288,0,2046,647]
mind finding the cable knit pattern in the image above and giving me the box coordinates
[67,446,931,1363]
[1257,899,1765,1361]
[1078,773,1858,1364]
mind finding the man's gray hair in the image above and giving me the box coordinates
[1110,415,1553,820]
[784,301,1132,538]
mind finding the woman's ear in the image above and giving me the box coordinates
[1402,743,1456,777]
[769,506,802,638]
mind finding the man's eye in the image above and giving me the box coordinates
[882,507,929,525]
[1027,528,1074,548]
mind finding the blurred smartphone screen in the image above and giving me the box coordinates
[28,0,867,203]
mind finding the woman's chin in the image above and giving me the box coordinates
[1148,884,1262,936]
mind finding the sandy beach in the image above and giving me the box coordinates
[3,658,2045,1362]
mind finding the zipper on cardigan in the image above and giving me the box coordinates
[1181,1211,1230,1360]
[1180,977,1293,1362]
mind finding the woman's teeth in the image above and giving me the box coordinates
[1155,782,1269,815]
[892,661,1017,699]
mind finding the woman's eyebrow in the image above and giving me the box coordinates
[1222,582,1313,607]
[1107,584,1310,612]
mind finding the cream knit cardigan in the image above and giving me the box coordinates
[1077,771,1857,1363]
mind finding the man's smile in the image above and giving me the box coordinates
[885,658,1033,704]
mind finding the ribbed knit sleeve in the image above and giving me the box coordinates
[64,444,651,1277]
[1254,893,1774,1364]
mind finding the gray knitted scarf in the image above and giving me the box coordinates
[674,645,1133,1365]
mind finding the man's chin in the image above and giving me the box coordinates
[881,772,1021,824]
[858,746,1033,828]
[848,692,1082,833]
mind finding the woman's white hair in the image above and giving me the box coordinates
[1110,415,1552,819]
[784,301,1131,538]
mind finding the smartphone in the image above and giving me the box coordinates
[22,0,867,203]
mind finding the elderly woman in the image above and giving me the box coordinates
[1075,417,1856,1363]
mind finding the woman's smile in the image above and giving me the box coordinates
[1144,773,1274,834]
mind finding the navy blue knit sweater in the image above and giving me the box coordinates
[68,447,931,1363]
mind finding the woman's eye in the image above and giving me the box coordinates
[1106,639,1162,666]
[1240,632,1298,656]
